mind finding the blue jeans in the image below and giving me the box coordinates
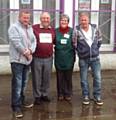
[11,63,29,111]
[79,58,102,99]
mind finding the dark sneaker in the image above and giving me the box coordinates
[34,98,41,105]
[82,96,90,105]
[65,96,71,101]
[41,96,51,102]
[94,98,103,105]
[23,102,33,108]
[13,111,23,118]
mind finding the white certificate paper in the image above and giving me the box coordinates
[64,34,70,39]
[39,33,52,43]
[61,39,67,44]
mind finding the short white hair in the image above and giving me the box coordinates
[40,12,50,19]
[60,14,70,22]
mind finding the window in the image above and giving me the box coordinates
[33,0,61,27]
[0,0,9,44]
[99,0,111,44]
[74,0,116,51]
[0,0,61,52]
[1,0,115,52]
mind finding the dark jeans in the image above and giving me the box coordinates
[79,58,102,99]
[56,69,73,97]
[11,63,29,111]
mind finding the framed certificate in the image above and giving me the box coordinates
[101,0,109,4]
[79,0,90,11]
[21,0,31,4]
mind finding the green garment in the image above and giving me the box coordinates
[55,27,75,70]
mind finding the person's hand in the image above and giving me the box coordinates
[23,48,31,56]
[26,54,32,61]
[23,49,32,61]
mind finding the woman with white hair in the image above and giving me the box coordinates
[54,14,75,101]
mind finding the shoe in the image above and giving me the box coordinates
[41,96,51,102]
[58,96,64,101]
[23,102,33,108]
[34,97,41,105]
[13,111,23,118]
[94,98,103,105]
[82,96,90,105]
[65,96,71,101]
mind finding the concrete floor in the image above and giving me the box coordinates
[0,71,116,120]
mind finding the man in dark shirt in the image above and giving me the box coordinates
[32,12,55,105]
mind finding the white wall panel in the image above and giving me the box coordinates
[64,0,73,27]
[33,0,42,24]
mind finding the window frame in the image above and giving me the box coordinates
[0,0,116,52]
[0,0,61,52]
[73,0,116,51]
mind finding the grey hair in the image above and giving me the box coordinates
[79,12,90,18]
[40,12,51,19]
[19,9,31,18]
[60,14,70,22]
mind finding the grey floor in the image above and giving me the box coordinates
[0,71,116,120]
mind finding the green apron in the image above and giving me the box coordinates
[55,27,75,70]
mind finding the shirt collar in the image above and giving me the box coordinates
[40,24,51,29]
[18,20,30,29]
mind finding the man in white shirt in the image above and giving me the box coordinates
[73,12,103,106]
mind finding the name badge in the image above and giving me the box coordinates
[39,33,52,43]
[61,39,67,44]
[64,34,70,39]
